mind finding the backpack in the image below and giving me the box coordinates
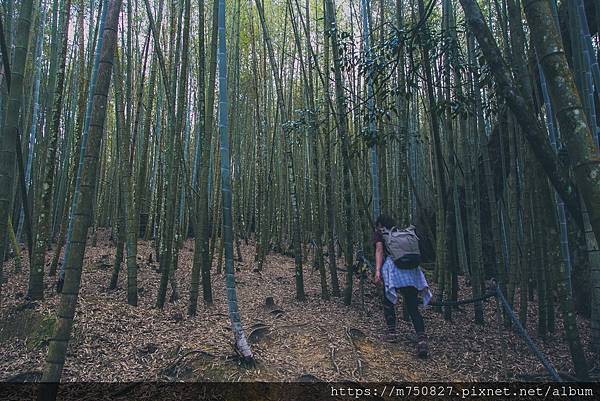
[380,225,421,269]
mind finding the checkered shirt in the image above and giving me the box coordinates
[381,256,432,306]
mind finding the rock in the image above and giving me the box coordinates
[140,343,159,354]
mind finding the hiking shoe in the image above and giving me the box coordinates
[417,332,428,358]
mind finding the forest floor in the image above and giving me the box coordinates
[0,228,598,383]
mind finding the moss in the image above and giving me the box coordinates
[0,307,56,351]
[25,314,57,351]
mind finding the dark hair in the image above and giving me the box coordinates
[375,214,395,229]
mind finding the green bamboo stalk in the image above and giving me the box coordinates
[256,0,305,301]
[113,48,138,306]
[7,216,21,272]
[188,0,208,315]
[0,0,34,283]
[29,0,72,300]
[458,0,584,233]
[192,0,220,307]
[39,0,122,393]
[218,0,254,364]
[322,1,340,296]
[325,0,355,305]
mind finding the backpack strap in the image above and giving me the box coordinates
[378,227,391,254]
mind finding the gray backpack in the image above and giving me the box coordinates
[380,225,421,269]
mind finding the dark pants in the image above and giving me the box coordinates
[383,285,425,334]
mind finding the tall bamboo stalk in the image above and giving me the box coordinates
[39,0,122,393]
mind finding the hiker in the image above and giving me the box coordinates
[373,214,432,358]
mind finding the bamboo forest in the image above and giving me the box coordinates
[1,0,600,397]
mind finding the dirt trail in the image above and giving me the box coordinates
[0,229,597,382]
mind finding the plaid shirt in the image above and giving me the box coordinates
[381,256,432,306]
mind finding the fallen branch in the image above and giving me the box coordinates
[345,327,364,378]
[171,349,216,364]
[161,349,217,378]
[330,345,340,374]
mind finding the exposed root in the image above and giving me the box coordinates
[345,327,364,379]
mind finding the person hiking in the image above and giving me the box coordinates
[373,214,432,358]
